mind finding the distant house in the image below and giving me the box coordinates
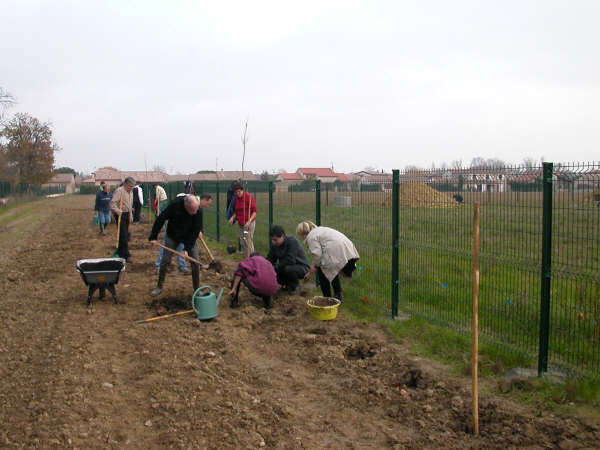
[43,173,76,194]
[167,170,258,182]
[90,167,169,186]
[353,171,393,190]
[275,172,304,192]
[463,170,507,192]
[296,168,338,184]
[91,168,123,186]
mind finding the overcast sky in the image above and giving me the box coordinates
[1,0,599,174]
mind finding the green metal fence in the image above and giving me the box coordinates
[144,163,599,378]
[0,182,66,197]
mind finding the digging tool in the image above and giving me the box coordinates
[134,309,194,324]
[154,242,208,269]
[198,235,223,272]
[112,194,123,257]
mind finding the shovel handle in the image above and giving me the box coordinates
[155,242,204,266]
[134,309,194,324]
[198,235,215,262]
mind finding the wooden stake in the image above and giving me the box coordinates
[472,202,480,435]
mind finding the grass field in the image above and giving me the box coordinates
[198,187,600,377]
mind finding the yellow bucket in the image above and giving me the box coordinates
[307,297,341,321]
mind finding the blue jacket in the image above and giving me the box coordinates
[95,190,112,212]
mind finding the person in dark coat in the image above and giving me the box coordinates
[267,225,310,295]
[94,182,112,235]
[149,194,205,296]
[230,253,278,309]
[132,183,143,224]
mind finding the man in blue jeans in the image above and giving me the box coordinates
[94,182,112,235]
[154,193,189,274]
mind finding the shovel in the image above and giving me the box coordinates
[198,235,223,272]
[134,309,194,324]
[112,195,123,257]
[154,242,209,269]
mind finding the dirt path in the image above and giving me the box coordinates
[0,195,599,448]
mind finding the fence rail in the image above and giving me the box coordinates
[129,163,600,378]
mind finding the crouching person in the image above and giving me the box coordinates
[230,253,278,309]
[267,225,310,295]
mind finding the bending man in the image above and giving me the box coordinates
[149,194,205,296]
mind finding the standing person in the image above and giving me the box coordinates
[148,194,207,296]
[184,179,194,195]
[132,183,144,224]
[227,182,256,258]
[230,252,278,309]
[267,225,310,295]
[153,183,167,217]
[225,178,241,222]
[110,177,135,262]
[94,182,112,235]
[296,221,359,303]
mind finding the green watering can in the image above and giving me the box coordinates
[192,286,224,320]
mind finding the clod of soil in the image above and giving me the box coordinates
[345,342,377,360]
[397,368,423,388]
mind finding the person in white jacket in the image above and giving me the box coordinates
[296,221,359,303]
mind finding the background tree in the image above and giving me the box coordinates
[53,166,76,175]
[1,113,58,186]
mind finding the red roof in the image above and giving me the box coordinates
[335,173,350,182]
[297,168,336,177]
[279,173,304,181]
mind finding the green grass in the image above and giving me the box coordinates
[199,190,600,378]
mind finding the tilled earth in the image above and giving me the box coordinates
[0,196,599,449]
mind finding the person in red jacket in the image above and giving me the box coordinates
[229,253,278,309]
[227,182,256,258]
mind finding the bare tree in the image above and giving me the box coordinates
[152,164,166,172]
[451,159,463,170]
[241,118,249,179]
[521,157,537,169]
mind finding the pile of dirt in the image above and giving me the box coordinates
[398,181,458,207]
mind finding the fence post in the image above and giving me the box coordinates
[392,170,400,317]
[538,162,553,376]
[315,180,321,226]
[268,181,274,247]
[216,182,220,242]
[326,183,329,206]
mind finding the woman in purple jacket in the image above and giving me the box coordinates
[229,252,278,309]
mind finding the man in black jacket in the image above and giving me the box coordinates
[149,194,208,296]
[267,225,310,295]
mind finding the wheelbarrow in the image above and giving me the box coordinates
[76,258,126,306]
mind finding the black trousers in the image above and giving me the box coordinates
[132,202,142,222]
[114,213,131,259]
[276,265,308,289]
[316,258,358,297]
[232,277,271,303]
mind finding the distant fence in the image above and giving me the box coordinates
[0,181,65,197]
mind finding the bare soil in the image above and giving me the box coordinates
[1,196,599,449]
